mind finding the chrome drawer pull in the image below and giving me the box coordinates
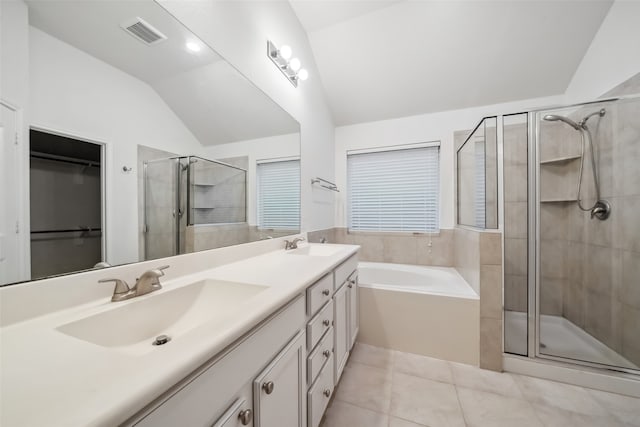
[322,289,330,296]
[323,389,331,398]
[238,409,252,425]
[262,381,275,394]
[322,319,330,327]
[323,350,330,358]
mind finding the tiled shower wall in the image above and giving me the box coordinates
[309,228,455,266]
[503,72,640,366]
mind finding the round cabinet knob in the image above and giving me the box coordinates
[322,319,330,327]
[262,381,275,394]
[238,409,252,425]
[323,350,331,358]
[323,389,331,398]
[322,289,330,296]
[348,283,353,288]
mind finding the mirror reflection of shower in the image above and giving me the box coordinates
[543,108,610,220]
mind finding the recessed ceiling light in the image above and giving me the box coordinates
[186,41,201,52]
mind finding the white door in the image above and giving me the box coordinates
[348,273,359,349]
[253,331,305,427]
[333,283,349,383]
[0,103,22,285]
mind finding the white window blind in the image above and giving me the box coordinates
[257,159,300,230]
[348,146,439,232]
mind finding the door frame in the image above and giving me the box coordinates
[29,124,108,264]
[1,100,30,282]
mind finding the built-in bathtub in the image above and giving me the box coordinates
[358,262,479,365]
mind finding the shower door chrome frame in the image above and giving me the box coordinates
[529,98,639,376]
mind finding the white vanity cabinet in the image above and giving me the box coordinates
[347,271,359,349]
[130,297,305,427]
[253,331,305,427]
[332,255,359,383]
[212,387,254,427]
[333,283,349,383]
[127,250,359,427]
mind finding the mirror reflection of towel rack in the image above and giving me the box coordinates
[30,227,102,234]
[311,177,339,192]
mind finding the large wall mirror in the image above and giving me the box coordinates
[0,0,300,286]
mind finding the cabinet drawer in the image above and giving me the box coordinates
[307,300,333,350]
[306,273,334,316]
[334,255,358,289]
[307,355,334,427]
[307,327,333,384]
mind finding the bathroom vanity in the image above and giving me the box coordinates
[0,241,359,427]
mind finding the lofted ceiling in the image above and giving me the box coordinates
[26,0,299,145]
[290,0,614,126]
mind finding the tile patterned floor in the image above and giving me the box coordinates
[321,343,640,427]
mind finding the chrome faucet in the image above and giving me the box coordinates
[284,237,305,250]
[99,265,169,302]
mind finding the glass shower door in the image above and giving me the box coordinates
[536,97,640,371]
[144,158,179,260]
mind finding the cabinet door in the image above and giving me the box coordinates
[212,391,253,427]
[333,283,349,383]
[347,273,359,349]
[253,331,305,427]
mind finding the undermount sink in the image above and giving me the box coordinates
[57,280,267,351]
[288,244,343,257]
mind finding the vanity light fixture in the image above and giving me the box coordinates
[267,40,308,87]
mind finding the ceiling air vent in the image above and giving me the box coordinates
[120,17,167,45]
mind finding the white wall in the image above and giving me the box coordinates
[1,0,30,281]
[159,1,336,232]
[204,133,300,226]
[565,0,640,101]
[29,26,206,265]
[335,95,565,229]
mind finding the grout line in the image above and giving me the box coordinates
[453,385,470,427]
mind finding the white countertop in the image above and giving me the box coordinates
[0,243,359,427]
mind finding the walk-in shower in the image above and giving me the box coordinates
[143,156,247,261]
[462,94,640,385]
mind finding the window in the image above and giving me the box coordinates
[257,159,300,230]
[347,145,439,232]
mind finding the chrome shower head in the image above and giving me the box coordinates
[579,108,606,127]
[543,114,582,130]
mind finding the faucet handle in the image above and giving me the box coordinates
[153,265,170,276]
[99,278,131,300]
[145,265,170,290]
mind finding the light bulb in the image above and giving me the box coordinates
[279,45,292,59]
[289,58,301,71]
[186,41,201,52]
[297,69,309,81]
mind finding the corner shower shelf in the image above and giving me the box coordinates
[539,155,581,165]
